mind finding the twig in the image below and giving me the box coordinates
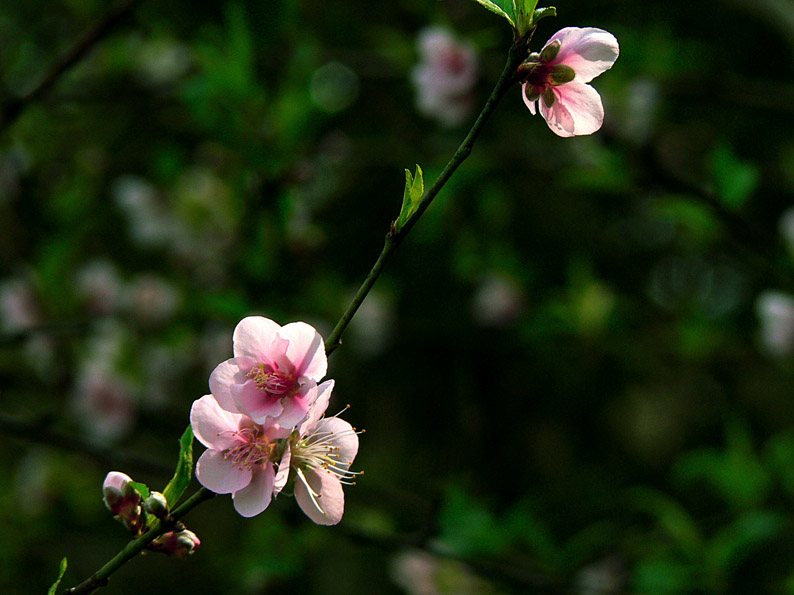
[0,0,140,133]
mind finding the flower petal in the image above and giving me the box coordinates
[273,443,291,496]
[315,415,359,466]
[190,395,245,450]
[548,27,619,84]
[540,82,604,137]
[295,469,345,525]
[278,321,327,381]
[298,379,334,435]
[232,316,282,360]
[232,464,275,517]
[196,449,252,494]
[209,357,254,413]
[521,83,538,115]
[275,381,317,428]
[232,380,283,423]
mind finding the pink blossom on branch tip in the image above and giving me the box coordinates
[519,27,619,137]
[209,316,327,427]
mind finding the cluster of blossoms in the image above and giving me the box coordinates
[102,471,200,558]
[191,316,361,525]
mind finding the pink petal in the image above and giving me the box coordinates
[295,469,345,525]
[232,316,281,360]
[190,395,246,450]
[196,449,252,494]
[548,27,619,84]
[232,464,275,517]
[209,357,254,413]
[103,471,132,492]
[315,416,359,466]
[521,83,538,115]
[298,379,334,435]
[232,380,283,423]
[275,383,316,428]
[540,82,604,137]
[273,443,291,496]
[278,321,327,381]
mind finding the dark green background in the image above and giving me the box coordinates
[2,0,794,592]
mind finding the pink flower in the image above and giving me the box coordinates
[149,529,201,558]
[290,380,361,525]
[209,316,327,427]
[520,27,619,137]
[191,394,291,517]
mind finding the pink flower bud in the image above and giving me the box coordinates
[102,471,144,534]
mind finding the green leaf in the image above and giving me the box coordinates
[47,557,67,595]
[396,165,424,231]
[163,425,194,508]
[470,0,516,27]
[128,481,150,500]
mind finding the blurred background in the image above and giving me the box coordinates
[2,0,794,592]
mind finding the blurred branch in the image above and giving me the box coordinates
[63,487,215,595]
[343,523,565,592]
[0,0,141,134]
[324,37,530,355]
[0,412,173,476]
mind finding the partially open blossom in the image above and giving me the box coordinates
[191,394,291,517]
[102,471,144,534]
[519,27,619,137]
[149,529,201,558]
[209,316,327,427]
[290,380,361,525]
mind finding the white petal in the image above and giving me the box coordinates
[521,83,538,115]
[232,316,281,360]
[294,469,345,525]
[196,449,252,494]
[540,83,604,137]
[232,464,275,517]
[549,27,619,83]
[190,395,244,450]
[314,416,359,466]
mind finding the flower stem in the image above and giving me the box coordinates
[63,487,215,595]
[324,41,527,355]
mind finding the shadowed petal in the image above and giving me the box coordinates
[315,415,359,466]
[232,380,283,423]
[540,82,604,137]
[273,443,291,496]
[298,380,334,435]
[232,464,275,517]
[279,321,327,381]
[196,449,252,494]
[549,27,619,83]
[190,395,244,450]
[276,381,317,428]
[521,83,538,115]
[295,468,345,525]
[209,357,254,413]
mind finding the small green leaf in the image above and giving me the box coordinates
[47,557,67,595]
[469,0,516,27]
[396,165,424,231]
[128,481,150,500]
[163,425,194,508]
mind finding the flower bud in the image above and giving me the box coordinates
[149,529,201,559]
[144,491,170,519]
[101,471,144,534]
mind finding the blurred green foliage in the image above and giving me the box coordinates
[3,0,794,593]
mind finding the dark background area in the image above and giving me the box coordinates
[3,0,794,592]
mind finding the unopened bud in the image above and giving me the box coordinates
[144,491,170,519]
[101,471,144,534]
[149,529,201,559]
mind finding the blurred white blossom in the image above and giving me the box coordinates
[756,290,794,357]
[412,27,479,127]
[471,273,524,326]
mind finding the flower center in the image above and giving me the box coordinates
[224,426,275,470]
[292,427,361,485]
[247,363,298,397]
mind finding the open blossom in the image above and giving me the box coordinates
[191,394,292,517]
[520,27,619,137]
[290,380,361,525]
[209,316,327,427]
